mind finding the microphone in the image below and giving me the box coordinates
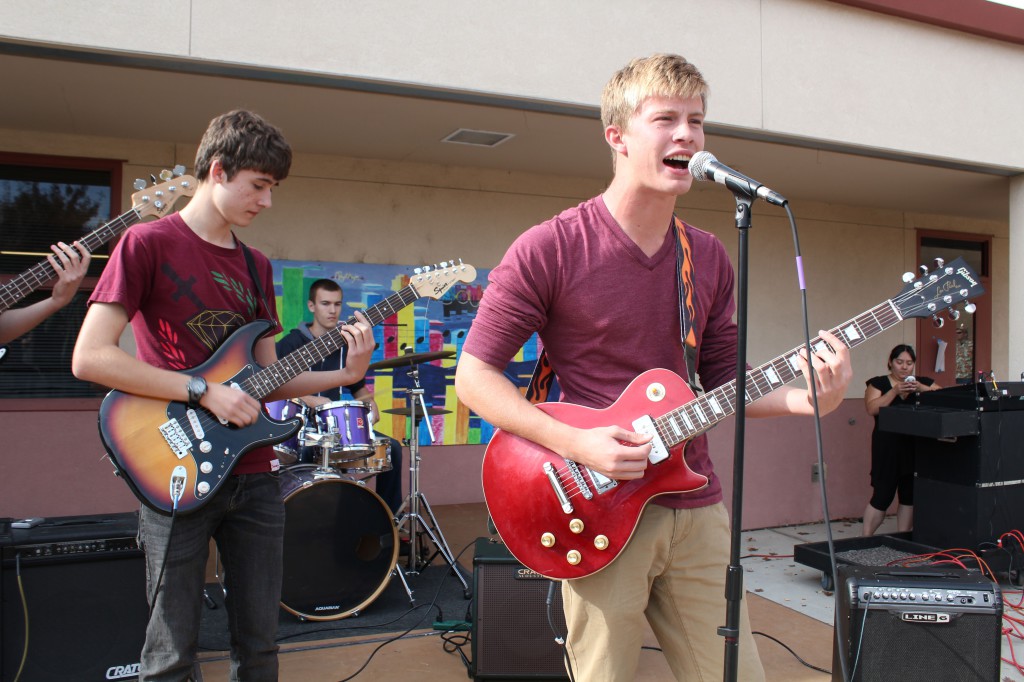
[688,151,788,206]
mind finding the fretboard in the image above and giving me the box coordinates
[0,207,143,313]
[243,284,422,399]
[653,297,903,447]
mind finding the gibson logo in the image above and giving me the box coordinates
[902,612,950,624]
[957,266,979,288]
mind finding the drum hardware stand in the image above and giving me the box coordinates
[393,366,470,596]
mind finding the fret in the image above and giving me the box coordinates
[680,408,694,432]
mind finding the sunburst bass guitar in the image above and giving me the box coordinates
[98,260,476,515]
[482,258,984,580]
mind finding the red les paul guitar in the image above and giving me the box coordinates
[483,258,984,580]
[98,261,476,515]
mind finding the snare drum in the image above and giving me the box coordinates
[264,398,309,465]
[278,468,398,620]
[339,438,392,475]
[312,400,374,460]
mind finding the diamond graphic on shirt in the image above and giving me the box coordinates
[187,309,246,351]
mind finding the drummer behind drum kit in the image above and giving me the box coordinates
[263,349,470,622]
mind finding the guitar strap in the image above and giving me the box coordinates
[673,215,700,394]
[525,216,699,405]
[239,238,273,323]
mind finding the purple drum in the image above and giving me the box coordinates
[264,398,309,465]
[312,400,374,460]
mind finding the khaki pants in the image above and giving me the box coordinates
[561,502,765,682]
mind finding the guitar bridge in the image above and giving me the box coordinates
[543,461,574,513]
[159,418,192,459]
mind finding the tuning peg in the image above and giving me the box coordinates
[948,309,961,321]
[172,164,185,177]
[902,271,916,283]
[933,257,945,270]
[133,178,147,191]
[919,265,929,277]
[931,315,945,328]
[159,169,174,181]
[965,302,977,314]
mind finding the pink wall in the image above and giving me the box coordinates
[1,401,876,530]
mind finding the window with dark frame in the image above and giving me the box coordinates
[0,157,120,400]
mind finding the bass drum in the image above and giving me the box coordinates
[279,469,398,620]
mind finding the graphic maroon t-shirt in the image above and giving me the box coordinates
[90,212,282,473]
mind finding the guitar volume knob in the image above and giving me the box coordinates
[541,532,556,548]
[594,535,609,550]
[569,519,584,534]
[566,550,582,565]
[196,481,211,495]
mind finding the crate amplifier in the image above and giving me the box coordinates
[833,566,1002,682]
[472,538,569,680]
[1,512,147,682]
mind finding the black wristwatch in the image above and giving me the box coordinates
[186,376,208,408]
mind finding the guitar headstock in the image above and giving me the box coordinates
[409,260,477,300]
[893,257,984,322]
[131,165,196,220]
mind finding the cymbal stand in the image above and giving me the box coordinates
[394,365,470,595]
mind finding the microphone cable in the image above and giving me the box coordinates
[782,200,851,682]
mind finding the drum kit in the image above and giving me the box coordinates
[259,348,469,621]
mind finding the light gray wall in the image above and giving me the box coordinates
[3,0,1022,168]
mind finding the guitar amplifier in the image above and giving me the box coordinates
[1,512,148,682]
[833,566,1002,682]
[472,538,569,680]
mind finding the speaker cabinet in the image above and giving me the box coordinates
[1,513,148,682]
[472,538,569,680]
[833,566,1002,682]
[914,476,1024,550]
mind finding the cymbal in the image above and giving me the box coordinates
[382,406,452,417]
[368,350,455,371]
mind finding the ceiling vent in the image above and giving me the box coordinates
[442,128,515,148]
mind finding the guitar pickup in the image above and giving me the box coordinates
[632,415,669,464]
[186,408,205,439]
[159,419,192,459]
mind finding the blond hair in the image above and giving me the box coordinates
[601,54,709,133]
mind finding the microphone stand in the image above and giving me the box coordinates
[718,192,753,682]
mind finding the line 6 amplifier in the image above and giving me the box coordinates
[833,566,1002,682]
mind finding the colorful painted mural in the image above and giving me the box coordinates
[270,259,540,446]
